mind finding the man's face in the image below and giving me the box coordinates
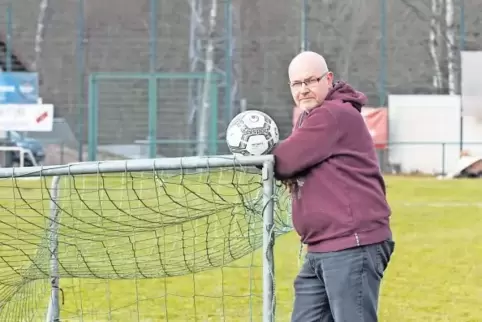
[289,70,333,111]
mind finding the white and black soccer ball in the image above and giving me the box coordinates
[226,110,279,156]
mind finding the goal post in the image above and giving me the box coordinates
[0,155,284,322]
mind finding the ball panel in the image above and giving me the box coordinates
[229,146,251,156]
[226,126,243,147]
[241,113,266,129]
[245,135,270,156]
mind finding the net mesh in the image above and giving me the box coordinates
[0,165,290,321]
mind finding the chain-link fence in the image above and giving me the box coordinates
[0,0,480,162]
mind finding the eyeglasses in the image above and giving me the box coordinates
[289,71,329,89]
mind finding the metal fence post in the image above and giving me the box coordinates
[77,0,86,162]
[148,76,158,158]
[148,0,158,158]
[459,0,465,153]
[300,0,308,51]
[224,0,233,123]
[5,3,12,72]
[209,78,218,155]
[45,175,61,322]
[87,74,98,161]
[441,143,446,175]
[262,160,275,322]
[378,0,387,106]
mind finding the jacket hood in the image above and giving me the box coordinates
[325,81,368,112]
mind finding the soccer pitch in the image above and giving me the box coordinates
[0,173,481,321]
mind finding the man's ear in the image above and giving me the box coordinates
[326,71,334,84]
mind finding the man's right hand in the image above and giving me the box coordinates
[282,179,297,193]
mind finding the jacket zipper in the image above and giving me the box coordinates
[296,110,307,129]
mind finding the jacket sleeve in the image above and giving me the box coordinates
[272,107,340,179]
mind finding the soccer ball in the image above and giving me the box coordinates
[226,110,279,156]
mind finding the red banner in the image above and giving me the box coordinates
[361,107,388,149]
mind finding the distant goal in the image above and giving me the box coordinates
[0,146,39,168]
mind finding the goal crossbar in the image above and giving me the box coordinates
[0,155,277,322]
[0,154,274,177]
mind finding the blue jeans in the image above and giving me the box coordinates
[291,239,395,322]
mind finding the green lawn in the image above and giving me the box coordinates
[0,173,481,321]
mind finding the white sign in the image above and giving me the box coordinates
[0,104,54,131]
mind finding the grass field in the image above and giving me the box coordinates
[0,172,481,321]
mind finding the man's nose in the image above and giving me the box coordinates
[300,83,310,94]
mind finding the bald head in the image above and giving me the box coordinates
[288,51,333,111]
[288,51,328,79]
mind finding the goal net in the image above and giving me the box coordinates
[0,155,291,321]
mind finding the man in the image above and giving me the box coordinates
[272,51,395,322]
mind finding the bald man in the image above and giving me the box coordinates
[272,51,395,322]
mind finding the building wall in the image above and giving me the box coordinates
[388,95,482,175]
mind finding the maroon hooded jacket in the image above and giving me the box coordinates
[273,82,392,252]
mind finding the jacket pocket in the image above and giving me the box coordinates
[375,239,395,277]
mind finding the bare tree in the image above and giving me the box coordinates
[335,1,371,81]
[445,0,456,94]
[429,0,443,90]
[309,0,372,81]
[196,0,217,156]
[401,0,458,94]
[33,0,50,74]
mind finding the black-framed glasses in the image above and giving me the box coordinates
[289,71,329,89]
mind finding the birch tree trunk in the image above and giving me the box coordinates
[196,0,217,156]
[445,0,456,94]
[33,0,49,73]
[429,0,443,91]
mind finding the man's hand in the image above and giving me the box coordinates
[282,178,297,193]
